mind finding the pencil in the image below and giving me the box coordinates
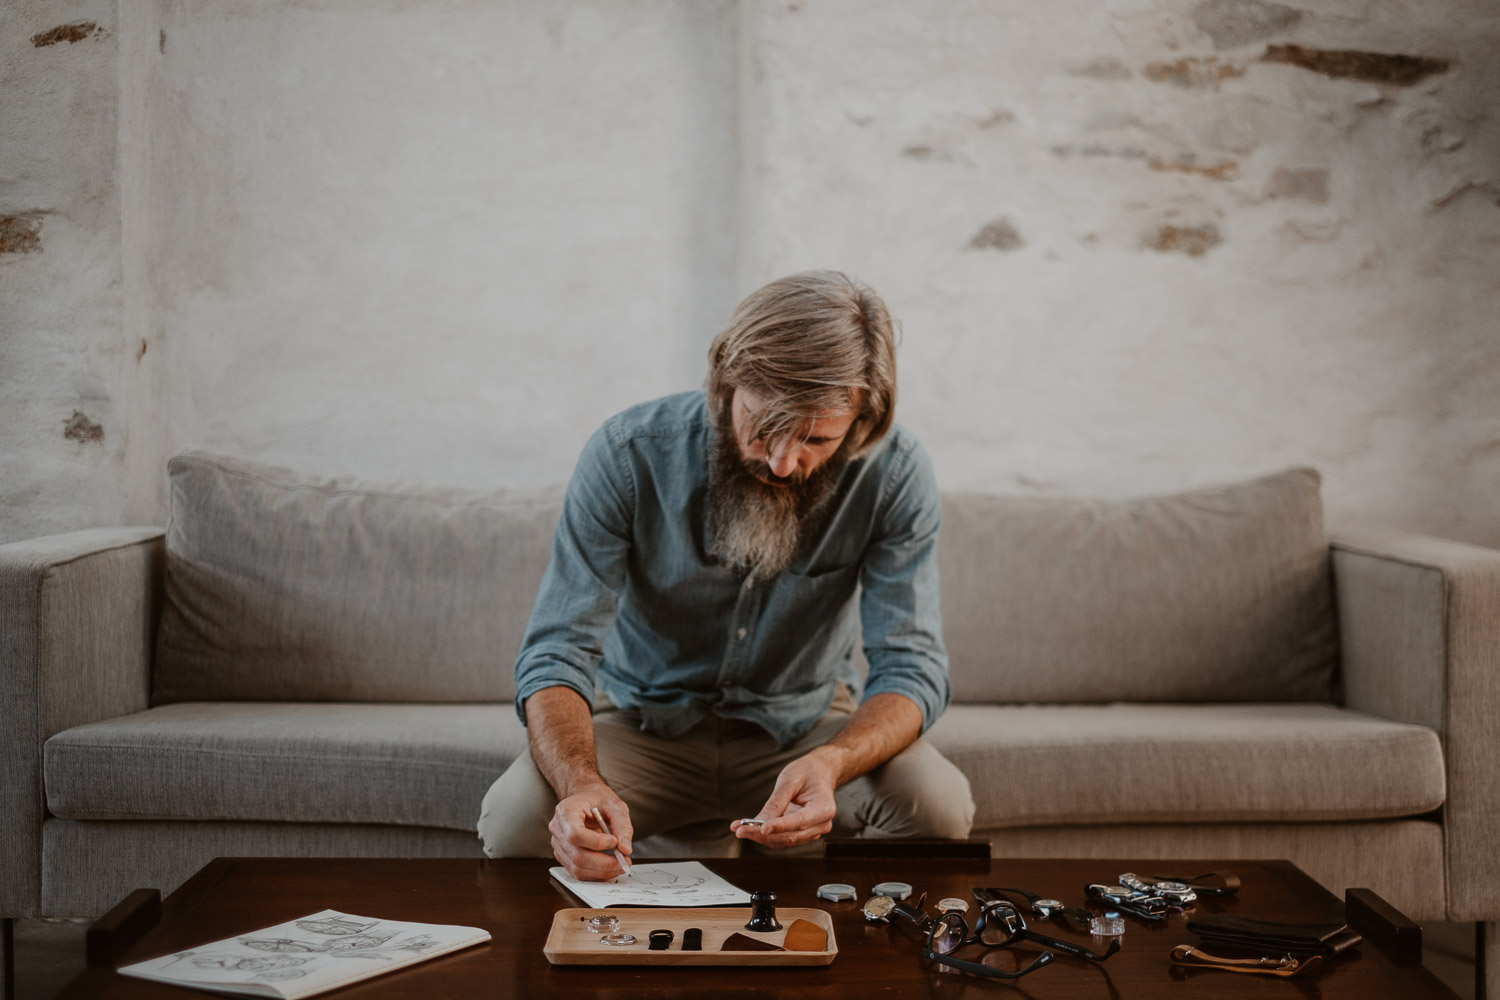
[591,806,631,875]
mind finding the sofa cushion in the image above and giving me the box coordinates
[153,450,561,703]
[44,703,529,831]
[939,468,1338,703]
[46,703,1440,834]
[927,703,1445,829]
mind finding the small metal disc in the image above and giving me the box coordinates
[817,882,857,902]
[873,881,912,900]
[600,932,638,946]
[936,897,968,913]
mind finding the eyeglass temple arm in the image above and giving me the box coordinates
[924,946,1055,980]
[1023,929,1120,962]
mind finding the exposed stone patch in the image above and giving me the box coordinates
[1145,223,1222,256]
[1431,181,1500,211]
[1149,156,1238,179]
[0,216,43,254]
[31,22,100,47]
[1052,144,1147,160]
[974,109,1015,128]
[1067,56,1132,80]
[64,411,105,443]
[1145,57,1246,88]
[1278,218,1343,243]
[968,218,1024,251]
[1192,0,1301,50]
[1260,45,1450,85]
[1266,167,1329,202]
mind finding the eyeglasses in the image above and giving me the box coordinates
[920,906,1055,981]
[961,894,1121,963]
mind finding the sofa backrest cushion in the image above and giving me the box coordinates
[939,468,1338,703]
[153,450,560,704]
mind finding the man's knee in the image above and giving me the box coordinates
[476,752,557,858]
[842,740,976,840]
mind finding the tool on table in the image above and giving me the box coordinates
[682,927,703,951]
[590,806,631,875]
[648,929,673,950]
[747,890,782,932]
[816,883,856,902]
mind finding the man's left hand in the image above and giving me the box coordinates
[732,747,844,849]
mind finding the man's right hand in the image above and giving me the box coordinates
[548,781,634,881]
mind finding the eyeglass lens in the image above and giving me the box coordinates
[930,913,966,955]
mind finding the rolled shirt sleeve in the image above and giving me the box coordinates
[512,423,634,724]
[858,438,950,733]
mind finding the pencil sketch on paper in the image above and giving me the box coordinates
[295,916,378,936]
[549,860,752,908]
[120,910,491,997]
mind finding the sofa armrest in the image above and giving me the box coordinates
[0,527,164,918]
[1330,527,1500,921]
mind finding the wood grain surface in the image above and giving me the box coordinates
[54,855,1462,999]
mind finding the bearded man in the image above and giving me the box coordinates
[477,271,975,879]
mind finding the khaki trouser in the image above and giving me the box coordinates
[477,685,976,858]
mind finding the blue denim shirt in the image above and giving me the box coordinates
[513,391,949,748]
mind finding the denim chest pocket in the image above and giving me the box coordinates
[771,562,861,614]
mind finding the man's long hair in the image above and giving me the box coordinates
[705,270,898,458]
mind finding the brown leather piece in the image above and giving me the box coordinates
[720,932,784,952]
[782,919,826,952]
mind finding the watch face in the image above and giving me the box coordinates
[862,894,897,922]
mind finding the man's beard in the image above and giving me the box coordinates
[707,416,846,577]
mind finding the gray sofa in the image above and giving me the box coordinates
[4,449,1498,978]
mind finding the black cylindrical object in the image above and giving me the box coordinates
[746,890,782,932]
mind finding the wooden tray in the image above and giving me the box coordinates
[543,907,837,966]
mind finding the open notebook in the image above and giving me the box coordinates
[117,909,490,999]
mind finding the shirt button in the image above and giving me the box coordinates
[736,628,747,640]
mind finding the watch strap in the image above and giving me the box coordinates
[1151,870,1241,896]
[1170,944,1322,977]
[1187,914,1361,957]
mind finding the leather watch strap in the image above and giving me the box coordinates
[1152,870,1241,896]
[1171,944,1322,977]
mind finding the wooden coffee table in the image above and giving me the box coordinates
[58,855,1461,998]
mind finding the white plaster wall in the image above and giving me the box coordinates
[2,0,1498,547]
[1,2,147,540]
[127,0,740,503]
[739,0,1500,544]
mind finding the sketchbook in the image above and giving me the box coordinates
[116,909,490,999]
[548,861,752,908]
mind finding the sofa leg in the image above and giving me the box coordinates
[2,917,13,1000]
